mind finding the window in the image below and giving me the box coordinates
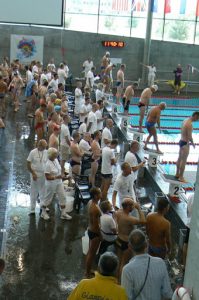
[63,0,199,45]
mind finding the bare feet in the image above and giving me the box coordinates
[175,174,179,178]
[157,150,163,154]
[178,177,187,183]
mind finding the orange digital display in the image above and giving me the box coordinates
[102,41,125,48]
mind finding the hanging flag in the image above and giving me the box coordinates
[196,0,199,17]
[164,0,171,14]
[112,0,129,11]
[180,0,186,14]
[151,0,158,12]
[132,0,147,12]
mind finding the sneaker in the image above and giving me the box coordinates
[41,209,50,220]
[60,211,72,220]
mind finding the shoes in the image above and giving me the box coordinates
[41,209,50,220]
[60,210,72,220]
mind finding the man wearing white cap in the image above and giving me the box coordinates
[138,85,158,133]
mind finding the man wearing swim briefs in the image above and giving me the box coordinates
[34,99,47,142]
[116,64,125,104]
[122,83,138,116]
[144,102,166,154]
[85,187,102,278]
[70,131,84,177]
[115,198,146,279]
[175,112,199,182]
[138,85,158,132]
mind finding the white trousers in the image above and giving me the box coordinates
[43,181,66,207]
[30,175,46,210]
[148,74,155,87]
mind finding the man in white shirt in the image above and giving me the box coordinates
[83,57,94,78]
[58,63,67,86]
[40,69,48,85]
[86,67,95,90]
[63,61,69,78]
[60,114,71,176]
[32,61,40,76]
[79,132,92,154]
[141,63,157,87]
[101,139,118,201]
[112,162,136,209]
[74,81,83,116]
[25,65,33,84]
[79,97,90,123]
[48,73,58,92]
[95,83,104,102]
[125,141,145,183]
[99,200,117,254]
[95,100,104,131]
[79,118,87,135]
[27,139,48,214]
[101,119,113,148]
[47,58,56,72]
[87,103,99,134]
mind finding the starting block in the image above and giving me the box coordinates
[144,148,163,167]
[127,126,145,142]
[162,174,186,202]
[121,116,130,130]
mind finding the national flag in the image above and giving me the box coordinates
[112,0,129,11]
[196,0,199,17]
[164,0,171,14]
[151,0,158,13]
[132,0,147,12]
[180,0,186,14]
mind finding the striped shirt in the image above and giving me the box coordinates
[121,254,173,300]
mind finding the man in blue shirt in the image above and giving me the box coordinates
[121,229,173,300]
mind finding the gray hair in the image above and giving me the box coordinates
[98,252,118,276]
[47,147,58,159]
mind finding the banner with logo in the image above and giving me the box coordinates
[10,34,44,64]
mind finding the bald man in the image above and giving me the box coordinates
[115,198,146,279]
[144,102,166,154]
[116,64,125,104]
[122,84,137,116]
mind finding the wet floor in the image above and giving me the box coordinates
[0,97,184,299]
[0,101,88,300]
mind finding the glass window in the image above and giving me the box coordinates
[132,0,148,18]
[164,20,195,44]
[152,0,165,18]
[99,0,131,16]
[131,17,146,38]
[152,18,164,40]
[64,14,98,33]
[65,0,99,14]
[98,16,131,36]
[165,0,197,21]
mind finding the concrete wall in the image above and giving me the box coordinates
[1,24,199,85]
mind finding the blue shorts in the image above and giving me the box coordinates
[145,121,155,129]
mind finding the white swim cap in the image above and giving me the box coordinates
[151,84,158,91]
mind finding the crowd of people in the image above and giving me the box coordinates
[0,54,195,299]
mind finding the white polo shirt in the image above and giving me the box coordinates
[27,148,48,177]
[101,146,115,175]
[100,214,117,242]
[79,139,91,152]
[87,111,97,134]
[83,60,93,77]
[101,127,112,148]
[125,151,138,181]
[113,172,136,206]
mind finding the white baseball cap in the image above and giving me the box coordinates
[151,84,158,91]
